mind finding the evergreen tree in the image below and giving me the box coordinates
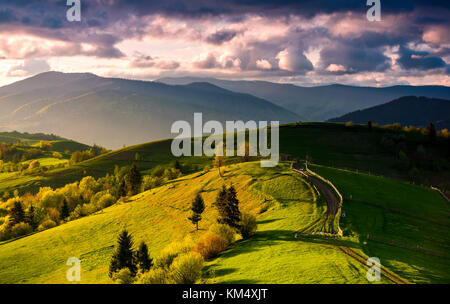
[188,193,205,231]
[109,230,137,278]
[118,179,127,198]
[60,199,70,220]
[8,201,25,227]
[214,185,241,229]
[126,163,142,195]
[136,241,153,272]
[368,120,372,131]
[25,205,36,229]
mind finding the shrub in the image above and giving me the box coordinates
[170,252,204,284]
[194,233,227,259]
[154,238,194,269]
[11,222,33,237]
[52,152,63,159]
[345,121,354,127]
[239,213,257,239]
[112,268,135,284]
[210,223,235,246]
[137,268,170,284]
[38,219,57,231]
[96,193,116,209]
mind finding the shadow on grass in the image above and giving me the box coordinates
[257,218,283,225]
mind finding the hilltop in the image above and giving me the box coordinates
[0,72,299,149]
[329,96,450,129]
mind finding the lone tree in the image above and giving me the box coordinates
[60,199,70,220]
[188,193,205,231]
[215,185,241,230]
[136,241,153,272]
[8,201,25,227]
[109,230,138,278]
[126,163,142,195]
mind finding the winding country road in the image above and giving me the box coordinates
[293,168,339,216]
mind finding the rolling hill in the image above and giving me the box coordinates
[0,72,299,149]
[158,77,450,121]
[328,96,450,129]
[0,161,448,283]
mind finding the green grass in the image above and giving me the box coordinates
[310,164,450,283]
[0,162,374,284]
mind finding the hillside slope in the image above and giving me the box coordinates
[329,96,450,129]
[158,77,450,121]
[1,162,448,283]
[0,72,299,149]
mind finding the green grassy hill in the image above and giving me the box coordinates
[3,122,448,196]
[0,161,448,283]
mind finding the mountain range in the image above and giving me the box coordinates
[0,72,299,148]
[328,96,450,129]
[158,77,450,121]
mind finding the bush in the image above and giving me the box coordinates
[170,252,204,284]
[112,268,135,284]
[194,233,227,259]
[137,268,170,284]
[155,239,194,269]
[38,219,57,231]
[96,193,116,209]
[210,223,235,246]
[239,213,257,239]
[11,222,33,237]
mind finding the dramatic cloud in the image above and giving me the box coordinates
[0,0,449,86]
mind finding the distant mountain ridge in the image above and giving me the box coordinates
[328,96,450,129]
[157,77,450,121]
[0,72,299,149]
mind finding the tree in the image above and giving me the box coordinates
[60,199,70,220]
[368,120,373,131]
[427,122,437,143]
[239,213,257,239]
[136,241,153,272]
[188,193,205,231]
[214,185,241,230]
[118,179,127,198]
[126,163,142,195]
[109,230,138,278]
[8,201,25,227]
[25,205,37,229]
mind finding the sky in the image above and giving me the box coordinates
[0,0,449,87]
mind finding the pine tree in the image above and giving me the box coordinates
[136,241,153,272]
[214,185,241,229]
[126,163,142,195]
[188,193,205,231]
[8,201,25,227]
[109,230,137,278]
[25,205,36,229]
[60,199,70,220]
[118,179,127,198]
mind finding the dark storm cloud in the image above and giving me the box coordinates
[320,43,391,74]
[397,46,447,70]
[206,30,238,45]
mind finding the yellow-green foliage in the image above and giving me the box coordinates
[194,233,228,259]
[170,252,204,284]
[210,224,235,246]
